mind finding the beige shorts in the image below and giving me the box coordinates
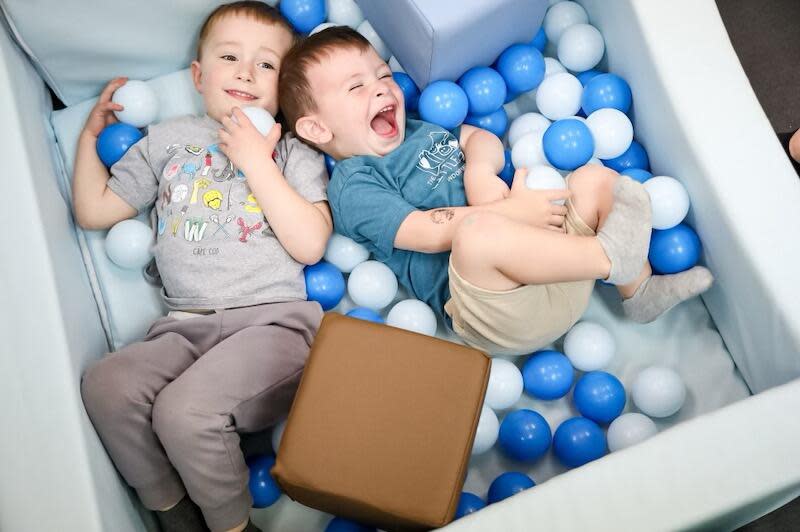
[444,200,596,356]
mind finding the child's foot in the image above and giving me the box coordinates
[623,266,714,323]
[596,176,652,285]
[155,496,209,532]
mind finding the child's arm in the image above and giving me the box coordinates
[460,124,511,206]
[72,77,138,230]
[219,108,332,265]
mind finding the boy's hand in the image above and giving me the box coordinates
[494,168,571,232]
[218,107,281,176]
[82,77,127,139]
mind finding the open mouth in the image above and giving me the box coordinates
[370,104,398,138]
[225,89,257,102]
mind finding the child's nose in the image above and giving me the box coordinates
[236,65,254,83]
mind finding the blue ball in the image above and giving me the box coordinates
[418,80,469,129]
[504,88,521,104]
[325,517,377,532]
[543,118,595,171]
[553,417,607,468]
[96,123,143,167]
[531,27,547,52]
[602,140,650,172]
[496,43,545,94]
[581,73,633,115]
[458,67,507,116]
[324,154,337,175]
[576,69,603,87]
[304,261,345,310]
[648,223,702,274]
[522,350,574,400]
[464,107,509,138]
[247,455,281,508]
[487,472,535,504]
[621,168,653,183]
[573,371,626,425]
[499,149,515,187]
[498,409,552,462]
[455,492,486,519]
[346,307,384,324]
[279,0,327,34]
[393,72,420,112]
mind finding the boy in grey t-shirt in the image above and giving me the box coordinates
[74,4,329,532]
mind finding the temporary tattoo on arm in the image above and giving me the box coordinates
[430,208,455,224]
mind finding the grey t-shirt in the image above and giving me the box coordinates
[107,114,328,310]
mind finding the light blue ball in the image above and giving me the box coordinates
[418,81,469,129]
[105,219,153,269]
[496,43,546,94]
[573,371,626,424]
[96,123,143,167]
[621,168,653,183]
[464,107,508,138]
[602,139,650,172]
[458,66,507,116]
[487,472,535,504]
[648,223,702,274]
[346,307,384,324]
[393,72,420,112]
[522,350,574,400]
[304,261,345,310]
[581,73,633,115]
[498,409,552,462]
[279,0,327,34]
[455,492,486,519]
[248,455,281,508]
[553,417,607,468]
[543,118,595,171]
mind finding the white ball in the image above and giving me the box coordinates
[508,113,551,148]
[105,219,154,269]
[607,413,658,452]
[326,0,364,28]
[388,55,405,73]
[310,22,339,35]
[324,233,369,273]
[357,20,391,60]
[271,419,287,454]
[472,405,500,455]
[511,130,548,170]
[543,1,589,44]
[347,260,398,310]
[535,72,582,120]
[632,366,686,418]
[112,80,158,128]
[238,106,275,136]
[512,59,566,116]
[485,359,524,410]
[262,0,278,5]
[386,299,437,336]
[563,321,615,372]
[586,108,633,159]
[644,176,691,230]
[544,57,567,78]
[557,23,605,72]
[525,165,567,205]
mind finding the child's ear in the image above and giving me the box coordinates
[295,115,333,145]
[191,60,203,93]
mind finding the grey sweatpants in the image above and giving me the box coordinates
[81,301,323,531]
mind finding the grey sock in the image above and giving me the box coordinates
[623,266,714,323]
[596,176,652,285]
[155,496,209,532]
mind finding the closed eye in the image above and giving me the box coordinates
[380,73,392,79]
[348,83,363,92]
[221,55,236,61]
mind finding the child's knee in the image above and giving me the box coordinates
[152,383,213,449]
[81,356,134,420]
[568,164,617,197]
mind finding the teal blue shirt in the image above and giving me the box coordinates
[328,119,465,321]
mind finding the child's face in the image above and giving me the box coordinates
[192,15,294,123]
[304,46,406,159]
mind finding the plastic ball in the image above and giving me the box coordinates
[543,57,567,78]
[237,106,275,136]
[271,419,287,454]
[304,261,346,310]
[485,359,524,410]
[563,321,615,371]
[464,107,508,138]
[347,260,398,310]
[511,130,547,170]
[356,20,390,60]
[498,409,552,462]
[552,417,607,468]
[326,0,364,29]
[586,108,633,160]
[459,66,507,116]
[508,112,551,148]
[455,492,486,519]
[543,1,589,43]
[525,165,568,205]
[325,154,337,175]
[581,73,633,115]
[96,123,143,167]
[621,168,652,183]
[393,72,420,112]
[487,472,535,504]
[648,223,702,274]
[386,299,437,336]
[112,80,158,128]
[631,366,686,418]
[573,371,626,425]
[522,350,574,400]
[472,405,500,455]
[324,233,369,273]
[496,44,546,94]
[248,455,281,508]
[105,219,154,269]
[345,307,384,323]
[325,517,376,532]
[602,139,650,172]
[531,26,547,52]
[280,0,327,34]
[499,149,515,187]
[418,81,469,129]
[535,72,582,120]
[310,22,338,35]
[542,118,594,171]
[576,69,603,86]
[644,176,691,230]
[607,412,658,452]
[557,23,605,72]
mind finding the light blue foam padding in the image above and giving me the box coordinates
[0,0,223,106]
[356,0,548,88]
[52,69,204,350]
